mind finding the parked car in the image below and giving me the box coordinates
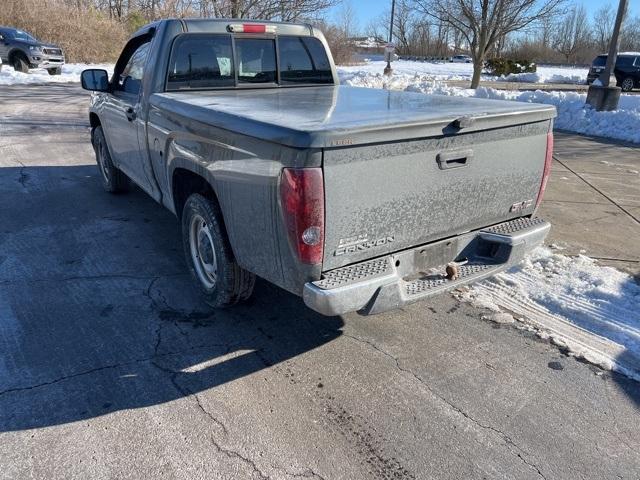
[0,26,65,75]
[450,54,472,63]
[587,52,640,91]
[80,19,555,316]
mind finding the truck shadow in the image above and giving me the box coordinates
[0,165,343,432]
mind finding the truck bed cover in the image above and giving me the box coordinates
[152,85,556,148]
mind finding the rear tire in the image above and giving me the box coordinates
[620,77,635,92]
[12,56,28,73]
[91,125,128,193]
[47,67,62,75]
[181,193,255,308]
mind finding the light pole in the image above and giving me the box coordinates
[383,0,396,75]
[586,0,628,111]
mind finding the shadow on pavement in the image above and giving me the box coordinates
[0,165,343,432]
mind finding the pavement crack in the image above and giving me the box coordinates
[285,469,327,480]
[0,342,232,398]
[342,332,547,479]
[0,362,132,398]
[0,272,186,287]
[209,434,271,480]
[16,160,29,189]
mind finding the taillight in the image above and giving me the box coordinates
[227,23,277,34]
[280,168,325,265]
[535,131,554,209]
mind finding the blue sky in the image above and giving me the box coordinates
[330,0,640,33]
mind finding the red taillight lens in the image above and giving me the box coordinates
[536,131,554,209]
[280,168,325,265]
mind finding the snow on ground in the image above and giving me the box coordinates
[339,60,589,84]
[0,63,114,86]
[339,70,640,144]
[457,247,640,380]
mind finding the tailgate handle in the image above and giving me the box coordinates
[436,150,473,170]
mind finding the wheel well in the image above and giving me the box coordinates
[8,49,28,63]
[172,168,216,219]
[89,113,101,130]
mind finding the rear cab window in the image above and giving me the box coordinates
[166,32,333,90]
[167,34,234,89]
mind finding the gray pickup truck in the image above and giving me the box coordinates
[0,26,65,75]
[81,19,555,316]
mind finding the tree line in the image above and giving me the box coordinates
[2,0,638,89]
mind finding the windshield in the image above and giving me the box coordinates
[593,55,607,67]
[8,29,37,42]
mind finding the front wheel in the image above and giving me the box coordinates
[620,77,635,92]
[47,67,62,75]
[182,193,255,308]
[13,56,28,73]
[91,125,128,193]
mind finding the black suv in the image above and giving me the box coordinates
[587,53,640,92]
[0,26,65,75]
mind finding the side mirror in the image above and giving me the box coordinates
[81,69,109,92]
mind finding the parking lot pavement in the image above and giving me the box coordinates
[1,84,639,480]
[541,131,640,275]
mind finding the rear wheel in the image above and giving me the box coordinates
[182,193,255,308]
[621,77,635,92]
[92,125,128,193]
[12,56,28,73]
[47,67,62,75]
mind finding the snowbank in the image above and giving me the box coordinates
[0,63,114,86]
[459,247,640,380]
[338,60,589,84]
[339,71,640,144]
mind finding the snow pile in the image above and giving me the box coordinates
[338,60,589,84]
[459,247,640,380]
[339,71,640,144]
[0,63,114,85]
[499,71,587,84]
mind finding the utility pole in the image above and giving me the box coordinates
[384,0,396,75]
[586,0,628,111]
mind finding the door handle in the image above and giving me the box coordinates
[125,107,136,121]
[436,149,473,170]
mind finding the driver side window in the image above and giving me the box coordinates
[117,42,150,95]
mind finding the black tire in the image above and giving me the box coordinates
[47,67,62,75]
[91,125,128,193]
[620,77,635,92]
[182,193,255,308]
[12,56,28,73]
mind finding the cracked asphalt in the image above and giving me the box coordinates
[1,84,639,480]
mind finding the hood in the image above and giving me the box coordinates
[11,39,60,49]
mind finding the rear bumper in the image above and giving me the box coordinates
[303,217,550,316]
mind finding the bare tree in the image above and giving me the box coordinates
[552,4,590,63]
[414,0,566,88]
[593,4,614,53]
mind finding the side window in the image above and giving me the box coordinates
[118,42,150,95]
[617,56,634,68]
[235,38,276,84]
[167,34,234,90]
[278,36,333,84]
[635,57,640,68]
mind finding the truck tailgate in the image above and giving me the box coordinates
[322,121,551,270]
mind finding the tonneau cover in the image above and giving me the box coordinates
[151,85,556,148]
